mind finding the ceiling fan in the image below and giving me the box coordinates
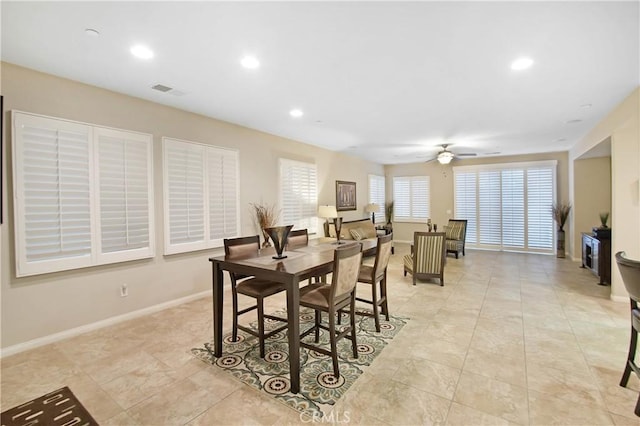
[427,144,477,164]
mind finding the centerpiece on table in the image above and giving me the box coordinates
[250,202,279,248]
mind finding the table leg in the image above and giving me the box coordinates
[212,260,224,357]
[287,277,300,393]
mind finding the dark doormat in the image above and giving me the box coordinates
[1,386,98,426]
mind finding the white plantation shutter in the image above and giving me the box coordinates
[478,170,501,246]
[163,138,240,254]
[454,161,556,254]
[393,176,430,222]
[368,174,386,223]
[96,128,153,260]
[454,171,477,244]
[13,112,154,277]
[208,148,239,243]
[501,169,525,248]
[527,168,554,249]
[280,159,318,234]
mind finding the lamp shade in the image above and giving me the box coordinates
[365,203,379,213]
[437,151,454,165]
[318,205,338,218]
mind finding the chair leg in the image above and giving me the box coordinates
[314,310,321,343]
[380,274,389,321]
[328,310,340,378]
[455,252,459,259]
[635,394,640,417]
[232,287,239,342]
[621,312,638,386]
[371,279,380,333]
[350,295,358,359]
[257,297,266,358]
[403,269,407,277]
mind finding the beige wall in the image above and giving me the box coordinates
[0,63,383,350]
[569,87,640,301]
[385,152,569,244]
[573,156,612,259]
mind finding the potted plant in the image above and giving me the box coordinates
[385,201,394,226]
[552,202,572,258]
[599,212,609,229]
[250,202,279,248]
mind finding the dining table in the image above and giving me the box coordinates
[209,237,377,394]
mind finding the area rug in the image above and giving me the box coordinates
[191,308,408,418]
[1,386,98,426]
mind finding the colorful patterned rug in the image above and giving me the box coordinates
[191,308,408,418]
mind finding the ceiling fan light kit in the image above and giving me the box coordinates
[437,151,454,164]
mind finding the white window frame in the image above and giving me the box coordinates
[279,159,318,235]
[12,111,155,277]
[368,174,386,224]
[392,176,430,223]
[453,160,557,254]
[162,137,240,254]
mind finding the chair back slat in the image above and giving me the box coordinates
[414,232,445,274]
[373,233,393,279]
[332,243,363,299]
[224,235,260,258]
[287,229,309,249]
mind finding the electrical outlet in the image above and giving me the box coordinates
[120,284,128,297]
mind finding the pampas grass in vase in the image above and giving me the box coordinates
[250,202,279,247]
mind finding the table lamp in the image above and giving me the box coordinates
[365,203,379,223]
[318,205,344,244]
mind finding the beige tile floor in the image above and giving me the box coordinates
[2,243,640,425]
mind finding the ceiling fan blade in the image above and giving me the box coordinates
[425,157,438,163]
[456,153,477,157]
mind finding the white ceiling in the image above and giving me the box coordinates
[2,1,638,164]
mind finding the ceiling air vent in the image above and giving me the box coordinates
[151,84,173,93]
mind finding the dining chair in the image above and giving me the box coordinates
[403,231,446,286]
[286,228,309,249]
[299,243,363,378]
[224,235,288,358]
[353,233,393,332]
[444,219,467,258]
[616,251,640,417]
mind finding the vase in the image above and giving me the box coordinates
[557,229,565,258]
[261,229,272,248]
[265,225,293,259]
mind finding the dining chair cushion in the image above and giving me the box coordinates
[236,278,286,298]
[358,264,375,283]
[227,243,260,257]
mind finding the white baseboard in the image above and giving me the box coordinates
[610,294,628,303]
[0,290,212,358]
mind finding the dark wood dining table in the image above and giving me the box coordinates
[209,238,376,394]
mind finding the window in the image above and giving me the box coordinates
[453,161,556,253]
[280,159,318,234]
[12,112,154,277]
[163,138,239,254]
[368,174,386,224]
[393,176,430,222]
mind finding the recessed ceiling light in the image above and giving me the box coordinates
[510,57,534,71]
[566,119,582,124]
[130,44,154,60]
[84,28,100,37]
[289,109,304,118]
[241,56,260,69]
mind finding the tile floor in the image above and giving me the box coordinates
[2,243,640,425]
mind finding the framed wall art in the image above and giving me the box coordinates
[336,180,356,211]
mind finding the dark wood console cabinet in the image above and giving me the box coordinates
[581,230,611,285]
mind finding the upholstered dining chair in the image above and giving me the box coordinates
[616,251,640,417]
[224,235,288,358]
[404,232,446,286]
[299,243,363,378]
[286,228,309,249]
[354,233,393,332]
[444,219,467,258]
